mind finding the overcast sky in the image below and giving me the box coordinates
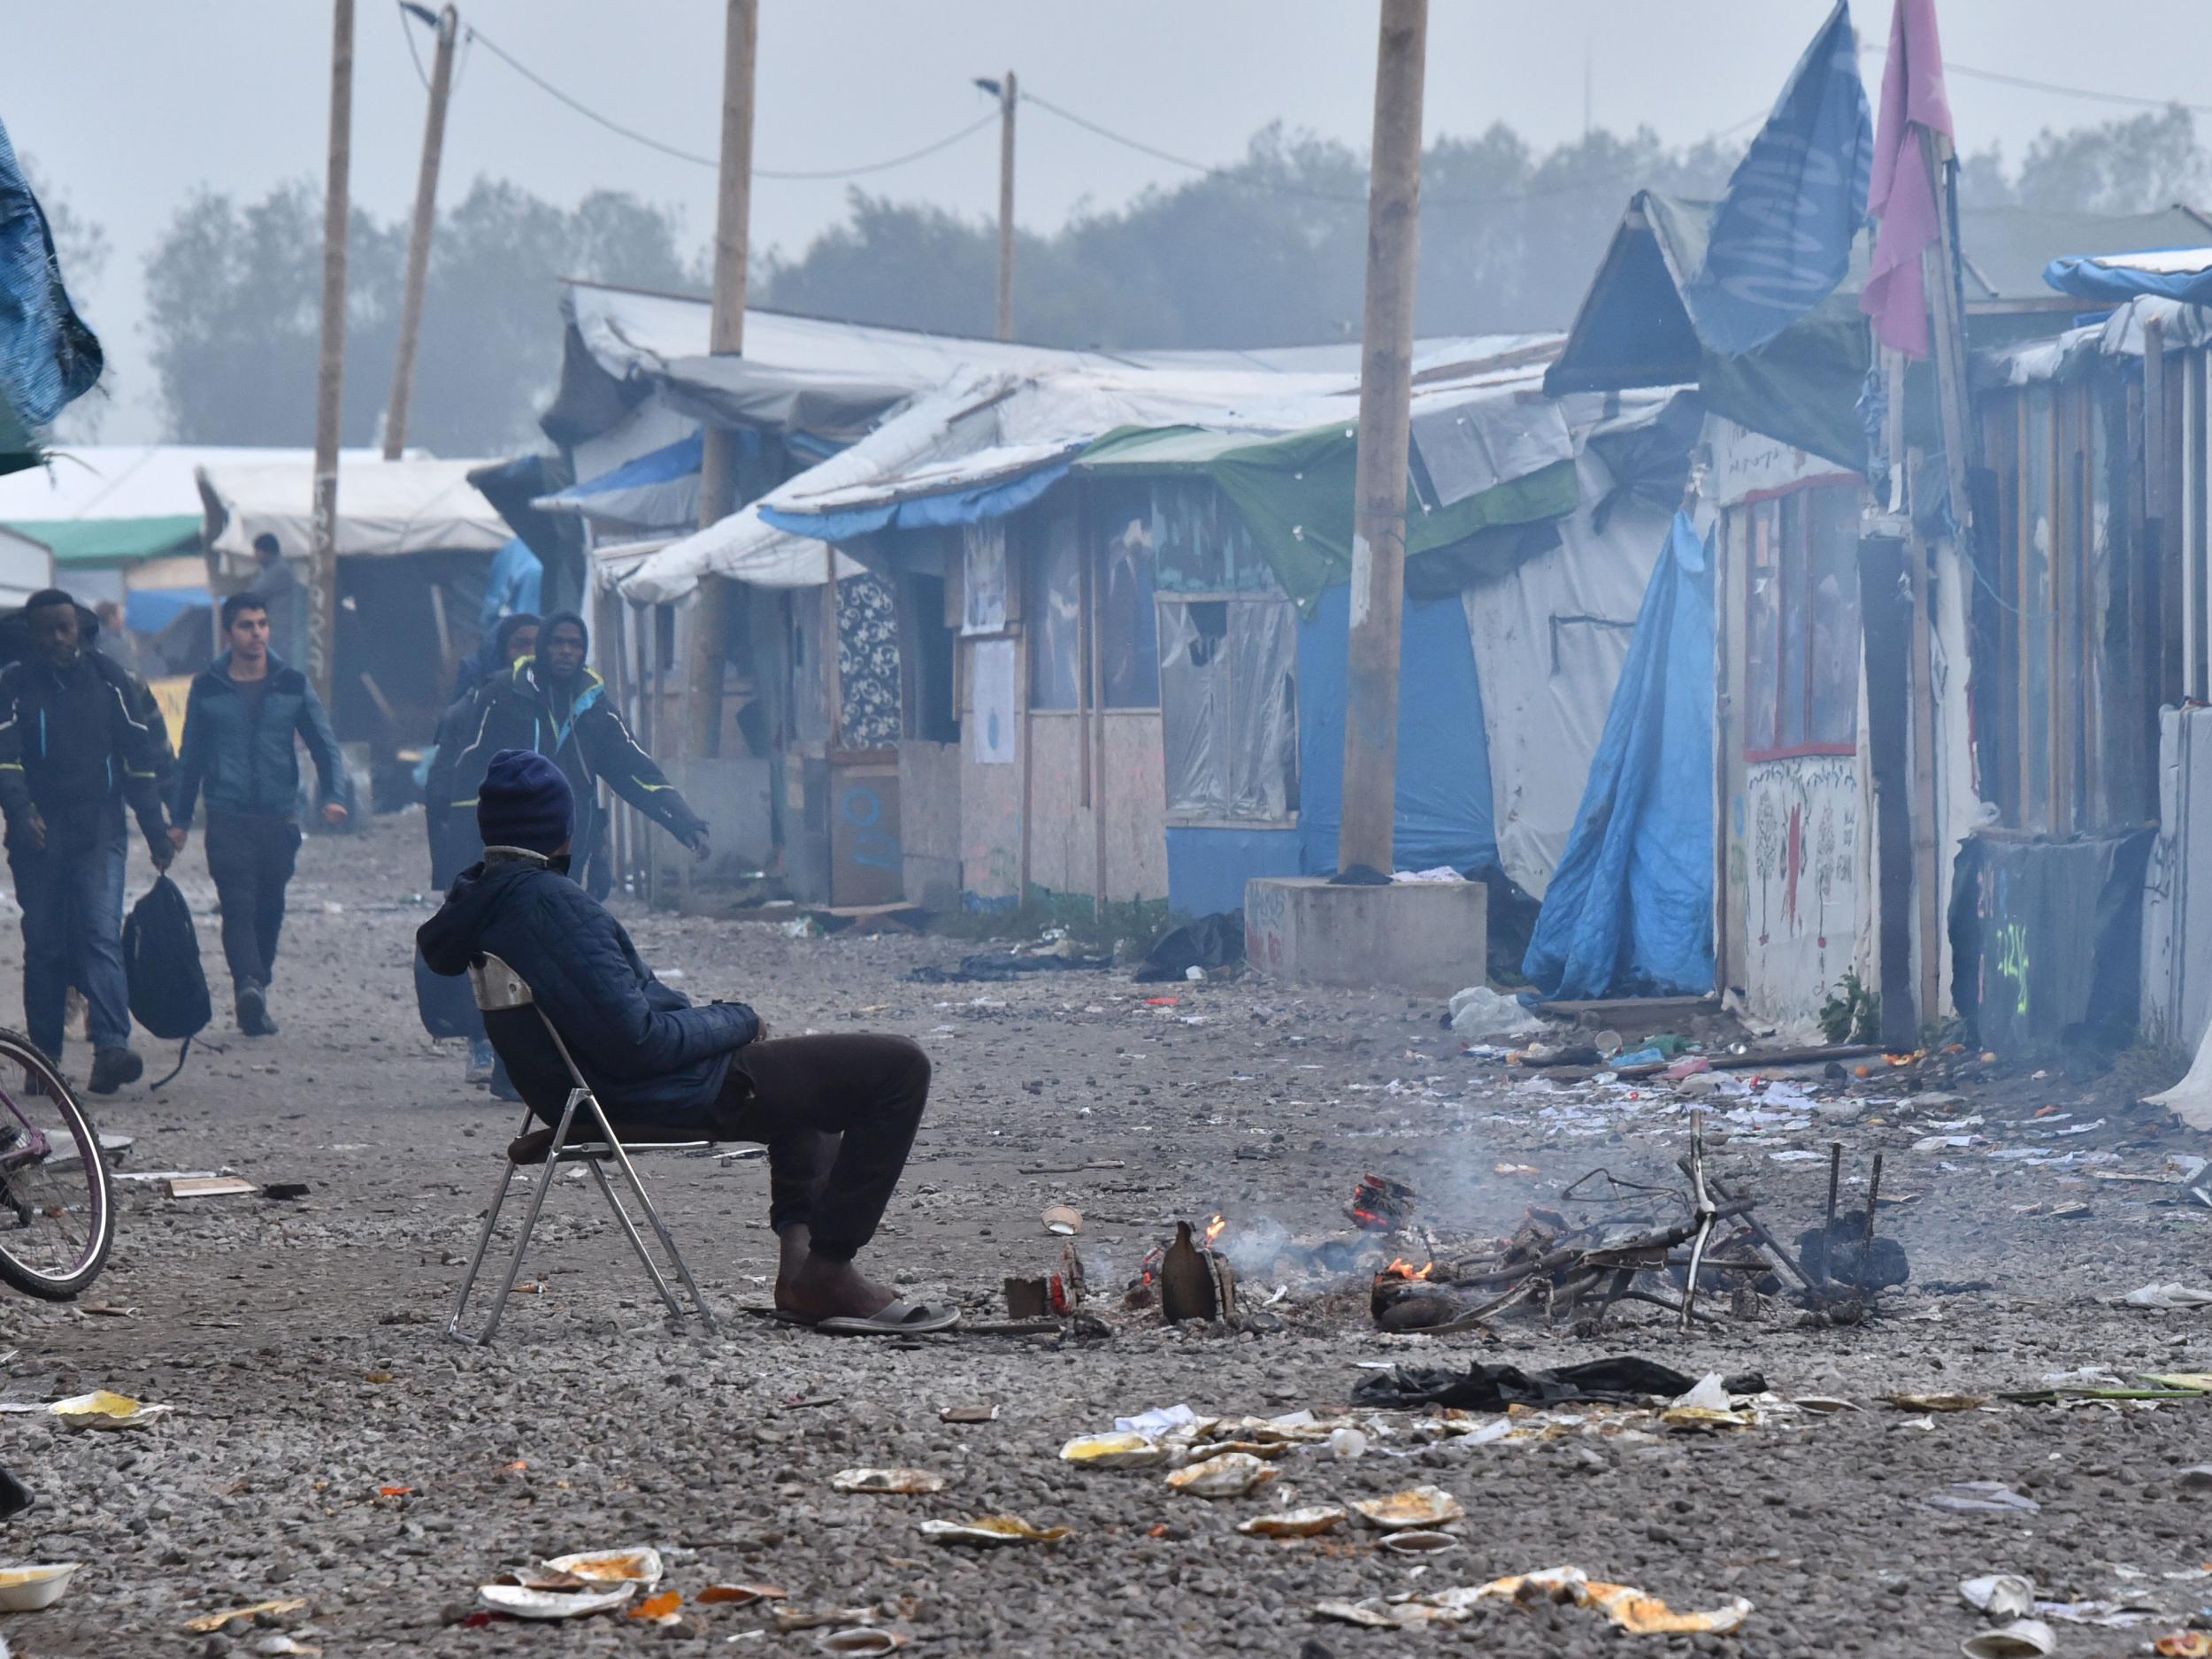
[5,0,2208,444]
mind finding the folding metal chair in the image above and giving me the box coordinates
[446,953,720,1344]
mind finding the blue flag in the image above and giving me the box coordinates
[1683,1,1872,356]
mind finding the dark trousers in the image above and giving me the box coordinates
[204,811,302,991]
[710,1034,929,1262]
[10,821,128,1057]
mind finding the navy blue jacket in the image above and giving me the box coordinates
[417,854,758,1123]
[172,652,349,827]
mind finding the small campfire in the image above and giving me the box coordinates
[1348,1173,1417,1233]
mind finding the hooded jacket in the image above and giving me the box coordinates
[0,611,173,855]
[417,852,758,1122]
[171,649,349,826]
[426,611,703,870]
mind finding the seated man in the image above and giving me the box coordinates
[418,749,953,1335]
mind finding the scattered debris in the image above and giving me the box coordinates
[165,1175,258,1199]
[696,1585,787,1608]
[1924,1482,2040,1515]
[1960,1576,2035,1619]
[938,1402,998,1425]
[182,1599,308,1633]
[542,1547,663,1585]
[1164,1452,1276,1498]
[49,1390,170,1431]
[1350,1486,1465,1531]
[1314,1565,1750,1636]
[1960,1619,2055,1658]
[1237,1507,1347,1538]
[0,1563,77,1611]
[2119,1283,2212,1310]
[476,1582,636,1620]
[830,1469,945,1495]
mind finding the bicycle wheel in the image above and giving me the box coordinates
[0,1030,111,1299]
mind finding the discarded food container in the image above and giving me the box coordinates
[476,1582,637,1620]
[0,1561,79,1610]
[831,1469,945,1494]
[1961,1618,2055,1658]
[1164,1451,1277,1498]
[50,1390,170,1431]
[1041,1205,1082,1237]
[1380,1530,1461,1555]
[819,1631,905,1655]
[542,1546,664,1585]
[1959,1576,2035,1619]
[697,1584,787,1607]
[918,1516,1072,1548]
[1236,1506,1347,1538]
[1351,1485,1465,1530]
[1059,1432,1166,1469]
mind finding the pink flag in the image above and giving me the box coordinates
[1860,0,1955,358]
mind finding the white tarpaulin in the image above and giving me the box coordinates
[197,456,510,562]
[1460,447,1673,900]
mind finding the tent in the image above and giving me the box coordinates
[196,455,508,567]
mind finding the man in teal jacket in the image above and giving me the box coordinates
[170,593,351,1035]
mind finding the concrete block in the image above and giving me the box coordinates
[1244,875,1487,996]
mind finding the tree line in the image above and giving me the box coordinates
[48,105,2212,456]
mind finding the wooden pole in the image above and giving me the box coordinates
[1337,0,1427,877]
[995,70,1017,342]
[308,0,355,709]
[683,0,758,763]
[384,3,457,461]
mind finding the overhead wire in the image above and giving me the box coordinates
[455,19,997,181]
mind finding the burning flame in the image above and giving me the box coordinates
[1381,1258,1436,1281]
[1203,1215,1226,1247]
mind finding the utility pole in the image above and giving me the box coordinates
[995,70,1016,341]
[309,0,355,707]
[383,3,457,461]
[1336,0,1427,878]
[682,0,757,762]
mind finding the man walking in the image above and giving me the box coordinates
[0,590,177,1092]
[245,533,306,664]
[430,610,710,880]
[169,594,350,1035]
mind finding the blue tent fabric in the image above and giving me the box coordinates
[478,537,543,628]
[1683,1,1872,356]
[0,114,100,429]
[125,588,211,635]
[2044,251,2212,308]
[760,462,1071,544]
[1523,513,1715,1001]
[1160,588,1496,916]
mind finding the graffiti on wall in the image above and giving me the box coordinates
[1732,754,1860,1024]
[1245,879,1290,975]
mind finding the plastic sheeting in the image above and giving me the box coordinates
[535,431,703,534]
[1949,827,2154,1056]
[2045,247,2212,309]
[1158,599,1297,822]
[760,449,1073,541]
[0,113,100,432]
[197,456,510,562]
[1463,447,1674,900]
[2140,706,2212,1059]
[1523,513,1716,1002]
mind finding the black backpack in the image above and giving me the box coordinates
[123,875,211,1087]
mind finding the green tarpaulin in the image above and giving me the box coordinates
[2,513,201,567]
[1076,421,1579,613]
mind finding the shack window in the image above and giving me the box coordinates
[1098,506,1160,709]
[1740,477,1861,762]
[1158,597,1297,823]
[1028,508,1082,711]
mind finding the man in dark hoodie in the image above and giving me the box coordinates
[169,593,351,1035]
[0,589,177,1092]
[428,610,708,884]
[419,749,952,1333]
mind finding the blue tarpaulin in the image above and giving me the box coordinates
[760,462,1071,544]
[2044,250,2212,308]
[1682,0,1871,356]
[1523,513,1715,1001]
[0,113,99,431]
[1164,586,1496,917]
[124,587,210,635]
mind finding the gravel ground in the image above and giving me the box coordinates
[4,817,2212,1657]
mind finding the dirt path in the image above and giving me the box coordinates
[4,817,2209,1655]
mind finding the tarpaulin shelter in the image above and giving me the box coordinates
[195,454,511,746]
[1524,514,1716,1001]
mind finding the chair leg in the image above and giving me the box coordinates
[582,1094,720,1335]
[584,1157,687,1321]
[446,1160,523,1342]
[469,1089,583,1346]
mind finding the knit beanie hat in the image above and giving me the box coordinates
[477,749,572,855]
